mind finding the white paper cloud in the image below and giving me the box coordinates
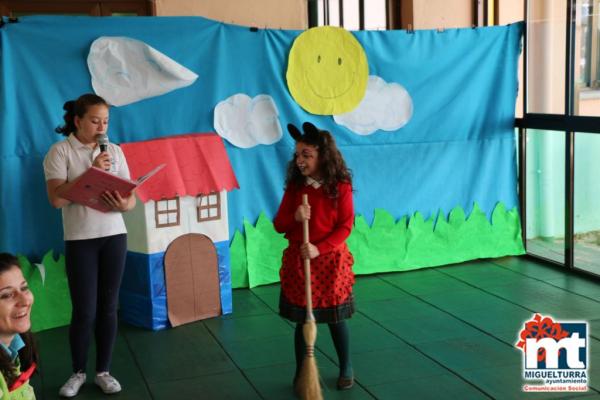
[213,94,282,148]
[88,36,198,106]
[333,75,413,135]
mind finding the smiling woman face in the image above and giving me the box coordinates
[0,266,33,346]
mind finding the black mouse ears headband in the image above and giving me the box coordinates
[287,122,325,146]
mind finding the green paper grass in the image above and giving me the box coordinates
[18,250,71,332]
[244,212,288,288]
[229,202,525,288]
[350,203,525,274]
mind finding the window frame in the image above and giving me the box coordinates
[155,197,180,228]
[196,192,221,223]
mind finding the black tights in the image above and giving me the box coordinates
[294,321,353,378]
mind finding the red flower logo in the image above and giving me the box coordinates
[516,314,570,362]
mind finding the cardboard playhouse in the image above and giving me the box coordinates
[118,133,239,330]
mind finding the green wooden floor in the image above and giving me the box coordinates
[31,256,600,399]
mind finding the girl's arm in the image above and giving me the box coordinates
[314,182,354,254]
[273,187,297,233]
[46,179,74,208]
[44,144,73,208]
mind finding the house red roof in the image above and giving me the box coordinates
[120,133,239,203]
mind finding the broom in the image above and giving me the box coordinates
[295,194,323,400]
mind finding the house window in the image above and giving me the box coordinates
[197,192,221,222]
[155,197,180,228]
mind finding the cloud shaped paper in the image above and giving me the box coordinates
[214,94,282,148]
[333,76,413,135]
[88,36,198,107]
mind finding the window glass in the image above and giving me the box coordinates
[574,131,600,276]
[575,0,600,116]
[526,1,566,113]
[364,0,386,30]
[342,0,359,30]
[329,0,341,26]
[525,129,565,264]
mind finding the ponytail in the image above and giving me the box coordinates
[55,100,76,136]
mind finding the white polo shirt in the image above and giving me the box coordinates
[43,134,130,241]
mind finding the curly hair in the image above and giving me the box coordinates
[285,123,352,197]
[0,253,38,388]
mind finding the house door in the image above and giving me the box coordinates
[164,233,221,327]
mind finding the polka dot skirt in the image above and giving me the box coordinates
[280,242,355,309]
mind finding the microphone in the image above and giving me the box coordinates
[97,134,109,153]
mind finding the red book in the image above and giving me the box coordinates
[63,164,165,212]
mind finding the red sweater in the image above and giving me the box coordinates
[273,182,354,255]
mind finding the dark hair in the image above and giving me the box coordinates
[55,93,109,137]
[0,253,38,387]
[285,122,352,197]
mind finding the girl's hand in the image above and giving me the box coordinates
[93,151,111,171]
[300,243,319,260]
[295,204,311,222]
[101,190,129,212]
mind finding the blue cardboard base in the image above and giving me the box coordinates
[119,240,232,330]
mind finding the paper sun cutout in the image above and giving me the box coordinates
[214,93,282,148]
[286,26,368,115]
[334,76,413,135]
[88,36,198,106]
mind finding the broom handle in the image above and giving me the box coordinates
[302,194,315,322]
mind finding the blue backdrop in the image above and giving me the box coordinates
[0,16,522,258]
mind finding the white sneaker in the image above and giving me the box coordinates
[94,372,122,394]
[59,372,86,397]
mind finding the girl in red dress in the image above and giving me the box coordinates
[274,122,355,391]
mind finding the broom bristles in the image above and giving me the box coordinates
[295,320,322,400]
[297,357,322,400]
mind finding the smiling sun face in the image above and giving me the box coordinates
[286,26,368,115]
